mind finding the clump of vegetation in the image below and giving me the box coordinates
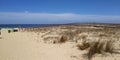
[99,33,108,37]
[87,41,105,60]
[80,35,87,40]
[77,40,117,60]
[104,40,115,53]
[0,37,2,39]
[77,40,90,50]
[59,35,68,43]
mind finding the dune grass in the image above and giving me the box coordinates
[77,40,90,50]
[87,41,104,60]
[0,37,2,39]
[59,35,68,43]
[77,40,116,60]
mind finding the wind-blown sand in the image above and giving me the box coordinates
[0,24,120,60]
[0,32,83,60]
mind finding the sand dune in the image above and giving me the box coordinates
[0,32,82,60]
[0,24,120,60]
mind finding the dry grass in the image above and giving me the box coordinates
[104,40,115,53]
[77,40,90,50]
[86,40,115,60]
[99,33,108,37]
[0,37,2,39]
[87,41,104,60]
[59,35,68,43]
[77,40,116,60]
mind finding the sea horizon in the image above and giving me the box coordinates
[0,22,120,28]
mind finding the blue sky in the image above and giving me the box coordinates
[0,0,120,24]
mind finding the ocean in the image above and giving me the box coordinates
[0,24,61,28]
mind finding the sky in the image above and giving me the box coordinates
[0,0,120,24]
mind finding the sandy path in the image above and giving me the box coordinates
[0,32,81,60]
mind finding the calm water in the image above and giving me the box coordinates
[0,24,61,28]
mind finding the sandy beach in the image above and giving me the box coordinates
[0,24,120,60]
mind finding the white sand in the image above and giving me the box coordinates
[0,31,83,60]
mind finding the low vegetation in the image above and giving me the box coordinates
[0,37,2,39]
[87,41,105,60]
[59,35,68,43]
[104,40,115,53]
[77,40,90,50]
[77,40,117,60]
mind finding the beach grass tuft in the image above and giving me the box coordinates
[59,35,68,43]
[77,40,90,50]
[77,40,116,60]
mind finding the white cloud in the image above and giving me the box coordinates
[24,11,29,13]
[0,12,120,24]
